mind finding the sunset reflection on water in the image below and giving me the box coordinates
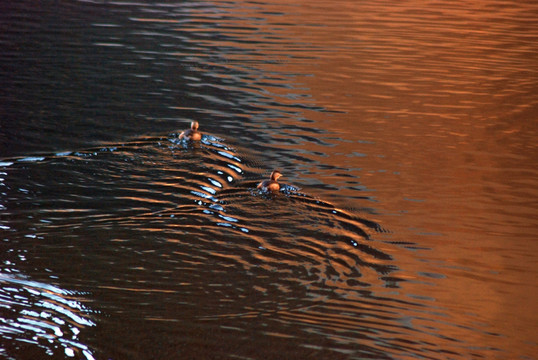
[0,0,537,358]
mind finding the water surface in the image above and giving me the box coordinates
[1,0,537,359]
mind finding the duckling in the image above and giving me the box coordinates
[257,170,283,192]
[179,121,202,141]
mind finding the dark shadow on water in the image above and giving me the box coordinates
[0,130,408,360]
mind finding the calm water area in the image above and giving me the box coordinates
[1,1,537,359]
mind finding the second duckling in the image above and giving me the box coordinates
[257,170,283,192]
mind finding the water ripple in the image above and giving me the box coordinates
[2,0,536,358]
[0,273,96,360]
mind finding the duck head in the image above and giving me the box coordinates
[270,170,283,181]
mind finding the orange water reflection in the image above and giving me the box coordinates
[200,0,538,357]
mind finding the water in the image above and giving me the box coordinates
[1,0,537,359]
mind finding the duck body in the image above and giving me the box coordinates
[179,129,202,141]
[257,170,282,192]
[257,179,280,192]
[179,121,202,141]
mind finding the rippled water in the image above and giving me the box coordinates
[1,0,537,359]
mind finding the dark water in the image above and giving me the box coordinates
[1,1,537,359]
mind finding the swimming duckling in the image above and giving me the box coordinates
[179,121,202,141]
[257,170,283,192]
